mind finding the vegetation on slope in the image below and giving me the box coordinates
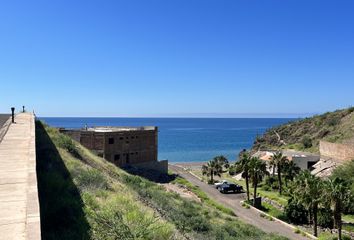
[36,121,287,240]
[252,107,354,152]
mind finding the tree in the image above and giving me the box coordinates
[248,157,269,206]
[302,136,313,148]
[235,151,251,201]
[213,155,230,171]
[282,161,300,187]
[270,151,288,195]
[201,159,223,184]
[324,177,351,240]
[291,171,323,237]
[269,157,277,177]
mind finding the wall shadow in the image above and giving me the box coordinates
[123,165,177,183]
[36,121,90,240]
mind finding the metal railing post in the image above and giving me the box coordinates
[11,107,15,123]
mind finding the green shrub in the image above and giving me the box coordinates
[326,115,341,126]
[262,184,271,191]
[342,235,351,240]
[284,199,308,224]
[242,202,250,209]
[207,179,215,184]
[264,176,279,190]
[56,134,82,158]
[57,134,76,152]
[301,136,312,148]
[293,228,301,234]
[76,169,109,192]
[228,165,237,176]
[348,106,354,114]
[88,203,173,240]
[318,208,334,228]
[318,232,337,240]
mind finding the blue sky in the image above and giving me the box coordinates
[0,0,353,117]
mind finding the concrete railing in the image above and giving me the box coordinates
[0,116,11,143]
[25,114,41,239]
[0,113,41,240]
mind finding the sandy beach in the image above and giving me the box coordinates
[171,161,237,170]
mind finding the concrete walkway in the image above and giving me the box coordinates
[0,113,40,240]
[169,164,309,240]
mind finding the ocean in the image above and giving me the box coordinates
[40,117,293,163]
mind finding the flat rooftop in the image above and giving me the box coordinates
[72,126,157,132]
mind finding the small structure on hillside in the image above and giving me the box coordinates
[60,126,168,173]
[256,150,320,171]
[310,141,354,178]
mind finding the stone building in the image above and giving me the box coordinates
[60,126,167,173]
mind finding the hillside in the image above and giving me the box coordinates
[35,121,286,240]
[252,107,354,153]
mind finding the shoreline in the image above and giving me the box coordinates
[170,160,237,170]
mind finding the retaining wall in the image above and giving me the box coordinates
[319,141,354,163]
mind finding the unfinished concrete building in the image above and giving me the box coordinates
[60,126,167,173]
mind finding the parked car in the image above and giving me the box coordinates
[219,183,243,193]
[214,180,231,189]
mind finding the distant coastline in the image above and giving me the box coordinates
[40,117,294,163]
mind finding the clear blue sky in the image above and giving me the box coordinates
[0,0,353,117]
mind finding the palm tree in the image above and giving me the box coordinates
[235,151,251,201]
[292,171,323,237]
[282,161,300,187]
[325,177,351,240]
[270,151,288,195]
[269,157,276,177]
[249,156,269,206]
[202,159,223,184]
[213,155,230,171]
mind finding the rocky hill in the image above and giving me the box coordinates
[252,107,354,153]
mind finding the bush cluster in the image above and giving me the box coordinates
[301,136,312,148]
[284,199,308,224]
[76,169,109,192]
[56,134,82,159]
[317,208,334,229]
[284,199,334,228]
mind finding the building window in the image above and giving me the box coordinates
[126,141,129,144]
[114,154,120,160]
[108,138,114,144]
[119,137,124,140]
[135,152,138,155]
[131,136,135,139]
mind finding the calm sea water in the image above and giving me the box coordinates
[40,118,293,163]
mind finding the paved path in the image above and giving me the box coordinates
[0,113,40,240]
[169,164,309,240]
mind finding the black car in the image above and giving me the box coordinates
[219,184,243,193]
